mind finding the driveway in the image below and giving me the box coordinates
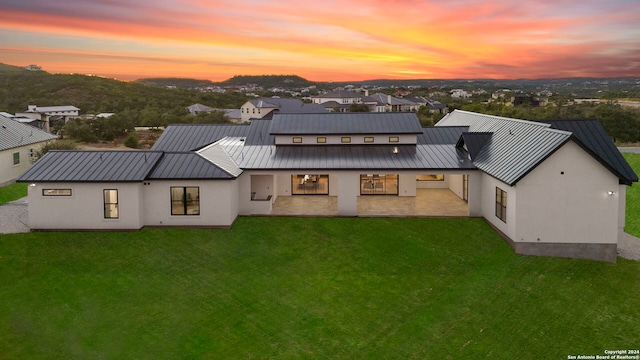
[0,197,30,234]
[618,147,640,154]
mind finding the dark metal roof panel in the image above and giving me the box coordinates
[148,153,234,179]
[219,138,474,170]
[17,151,163,182]
[151,124,250,152]
[0,115,57,151]
[419,126,469,144]
[543,119,638,184]
[437,110,571,185]
[460,132,492,160]
[269,113,424,135]
[244,119,275,145]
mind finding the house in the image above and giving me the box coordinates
[367,93,416,112]
[450,89,471,98]
[239,98,326,122]
[0,115,57,186]
[17,110,637,262]
[15,105,80,132]
[186,103,215,116]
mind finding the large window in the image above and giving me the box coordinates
[13,152,20,165]
[417,174,444,181]
[171,187,200,215]
[495,187,507,222]
[360,174,399,195]
[43,189,72,196]
[103,189,119,219]
[292,174,329,195]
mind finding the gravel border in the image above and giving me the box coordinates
[618,233,640,261]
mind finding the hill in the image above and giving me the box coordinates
[220,74,315,88]
[135,77,216,89]
[0,63,247,115]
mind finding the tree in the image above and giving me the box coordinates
[349,103,369,112]
[34,140,77,160]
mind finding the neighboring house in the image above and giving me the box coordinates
[0,115,57,186]
[511,94,548,107]
[18,110,637,262]
[367,93,416,112]
[15,104,80,132]
[239,98,326,122]
[450,89,471,98]
[311,90,374,106]
[186,103,214,116]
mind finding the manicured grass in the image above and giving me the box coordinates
[1,217,639,359]
[0,182,27,205]
[623,153,640,237]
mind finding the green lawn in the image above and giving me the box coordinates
[1,217,639,359]
[623,153,640,237]
[0,182,27,205]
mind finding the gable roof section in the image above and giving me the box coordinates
[457,132,493,161]
[437,110,571,185]
[17,151,163,182]
[419,126,468,145]
[270,113,424,135]
[151,124,249,152]
[196,140,243,177]
[148,152,235,179]
[1,115,57,151]
[542,119,638,185]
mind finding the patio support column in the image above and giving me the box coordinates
[467,172,482,217]
[337,173,358,216]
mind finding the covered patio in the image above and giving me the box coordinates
[270,188,468,217]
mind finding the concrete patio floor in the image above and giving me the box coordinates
[270,188,468,217]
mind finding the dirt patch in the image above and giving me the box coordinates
[75,130,162,150]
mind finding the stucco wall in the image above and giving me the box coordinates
[1,143,42,186]
[142,179,238,227]
[27,182,143,230]
[515,141,620,245]
[479,173,517,240]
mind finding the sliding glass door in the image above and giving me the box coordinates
[360,174,398,195]
[292,174,329,195]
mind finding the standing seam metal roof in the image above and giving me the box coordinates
[1,115,57,151]
[437,110,572,185]
[270,113,424,135]
[17,151,164,182]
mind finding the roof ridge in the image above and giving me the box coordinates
[453,109,552,128]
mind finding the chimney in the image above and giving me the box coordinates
[364,89,369,97]
[28,104,37,112]
[387,95,392,104]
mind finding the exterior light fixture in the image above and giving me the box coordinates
[607,191,616,196]
[29,183,36,187]
[392,146,398,154]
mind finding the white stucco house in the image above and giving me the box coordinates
[15,104,80,132]
[239,98,326,122]
[0,115,57,186]
[18,110,637,262]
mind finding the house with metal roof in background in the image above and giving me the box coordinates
[14,104,80,132]
[17,110,637,262]
[0,115,57,186]
[239,98,327,122]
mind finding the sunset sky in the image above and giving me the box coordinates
[0,0,639,82]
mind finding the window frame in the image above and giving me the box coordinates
[317,137,327,143]
[43,189,72,196]
[389,136,399,143]
[495,187,507,223]
[12,152,20,166]
[341,136,351,143]
[292,137,302,143]
[103,189,119,219]
[171,186,200,216]
[364,136,374,143]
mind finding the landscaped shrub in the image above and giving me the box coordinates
[124,132,139,149]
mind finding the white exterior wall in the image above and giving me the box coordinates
[27,182,144,230]
[240,102,275,122]
[274,134,417,145]
[618,184,627,243]
[515,141,620,245]
[142,180,238,227]
[1,143,42,186]
[479,173,517,240]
